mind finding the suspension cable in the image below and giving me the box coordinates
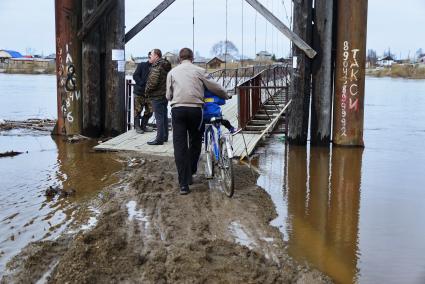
[225,0,228,70]
[192,0,195,53]
[241,0,244,66]
[255,11,257,56]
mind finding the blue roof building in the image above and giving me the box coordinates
[0,50,23,58]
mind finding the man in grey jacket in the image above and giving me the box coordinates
[166,47,229,195]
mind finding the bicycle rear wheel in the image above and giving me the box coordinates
[205,128,215,179]
[219,138,234,197]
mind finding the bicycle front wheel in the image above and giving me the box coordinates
[219,138,234,197]
[205,128,215,179]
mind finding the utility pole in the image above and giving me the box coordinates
[332,0,368,146]
[311,0,334,146]
[54,0,82,136]
[287,0,313,145]
[82,0,102,137]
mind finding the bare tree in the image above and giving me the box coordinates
[416,48,424,59]
[210,40,239,57]
[367,49,377,67]
[383,48,396,59]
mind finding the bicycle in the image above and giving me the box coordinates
[203,116,235,197]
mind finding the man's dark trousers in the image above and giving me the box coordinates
[152,97,169,142]
[171,106,203,187]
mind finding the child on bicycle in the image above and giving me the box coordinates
[203,88,238,134]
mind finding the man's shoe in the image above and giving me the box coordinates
[143,126,154,132]
[180,186,190,195]
[189,174,203,185]
[134,117,144,134]
[147,140,163,145]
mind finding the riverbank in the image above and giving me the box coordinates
[1,151,331,283]
[366,64,425,79]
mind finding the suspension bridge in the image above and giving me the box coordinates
[54,0,368,155]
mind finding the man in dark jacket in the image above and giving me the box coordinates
[132,55,152,134]
[145,49,172,145]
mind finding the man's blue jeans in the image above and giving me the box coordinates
[151,97,169,142]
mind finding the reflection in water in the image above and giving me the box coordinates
[283,145,363,283]
[0,132,123,273]
[285,145,363,283]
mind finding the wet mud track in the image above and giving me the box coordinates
[2,154,331,283]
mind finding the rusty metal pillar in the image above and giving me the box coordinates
[332,0,368,146]
[54,0,82,136]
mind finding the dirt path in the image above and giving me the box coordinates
[2,154,331,283]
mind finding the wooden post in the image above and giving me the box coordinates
[287,0,313,145]
[102,0,126,137]
[332,0,368,146]
[311,0,334,145]
[54,0,82,136]
[82,0,102,137]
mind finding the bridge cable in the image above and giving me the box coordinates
[192,0,195,53]
[255,11,257,56]
[241,0,244,66]
[225,0,228,71]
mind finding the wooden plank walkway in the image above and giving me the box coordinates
[94,96,287,158]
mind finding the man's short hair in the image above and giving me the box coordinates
[152,49,162,58]
[179,48,194,61]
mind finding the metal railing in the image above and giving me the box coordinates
[237,64,290,131]
[208,64,274,93]
[125,64,290,131]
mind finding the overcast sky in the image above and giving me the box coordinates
[0,0,424,59]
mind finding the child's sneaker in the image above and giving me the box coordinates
[230,127,241,135]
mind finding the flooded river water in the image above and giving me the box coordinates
[257,78,425,283]
[1,74,425,283]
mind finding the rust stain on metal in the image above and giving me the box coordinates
[55,0,82,136]
[332,0,368,146]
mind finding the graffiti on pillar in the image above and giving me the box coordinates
[340,41,361,137]
[57,38,80,133]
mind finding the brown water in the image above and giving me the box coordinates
[0,130,124,273]
[1,75,425,283]
[256,78,425,283]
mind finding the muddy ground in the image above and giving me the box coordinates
[1,153,331,284]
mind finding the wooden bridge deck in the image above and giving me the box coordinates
[94,96,264,157]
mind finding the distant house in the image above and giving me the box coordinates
[419,56,425,64]
[0,50,23,62]
[45,53,56,60]
[132,56,149,64]
[206,57,224,69]
[194,56,208,68]
[255,51,272,62]
[217,53,238,63]
[377,55,395,67]
[163,52,178,65]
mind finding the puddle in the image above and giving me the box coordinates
[0,130,124,273]
[229,221,254,249]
